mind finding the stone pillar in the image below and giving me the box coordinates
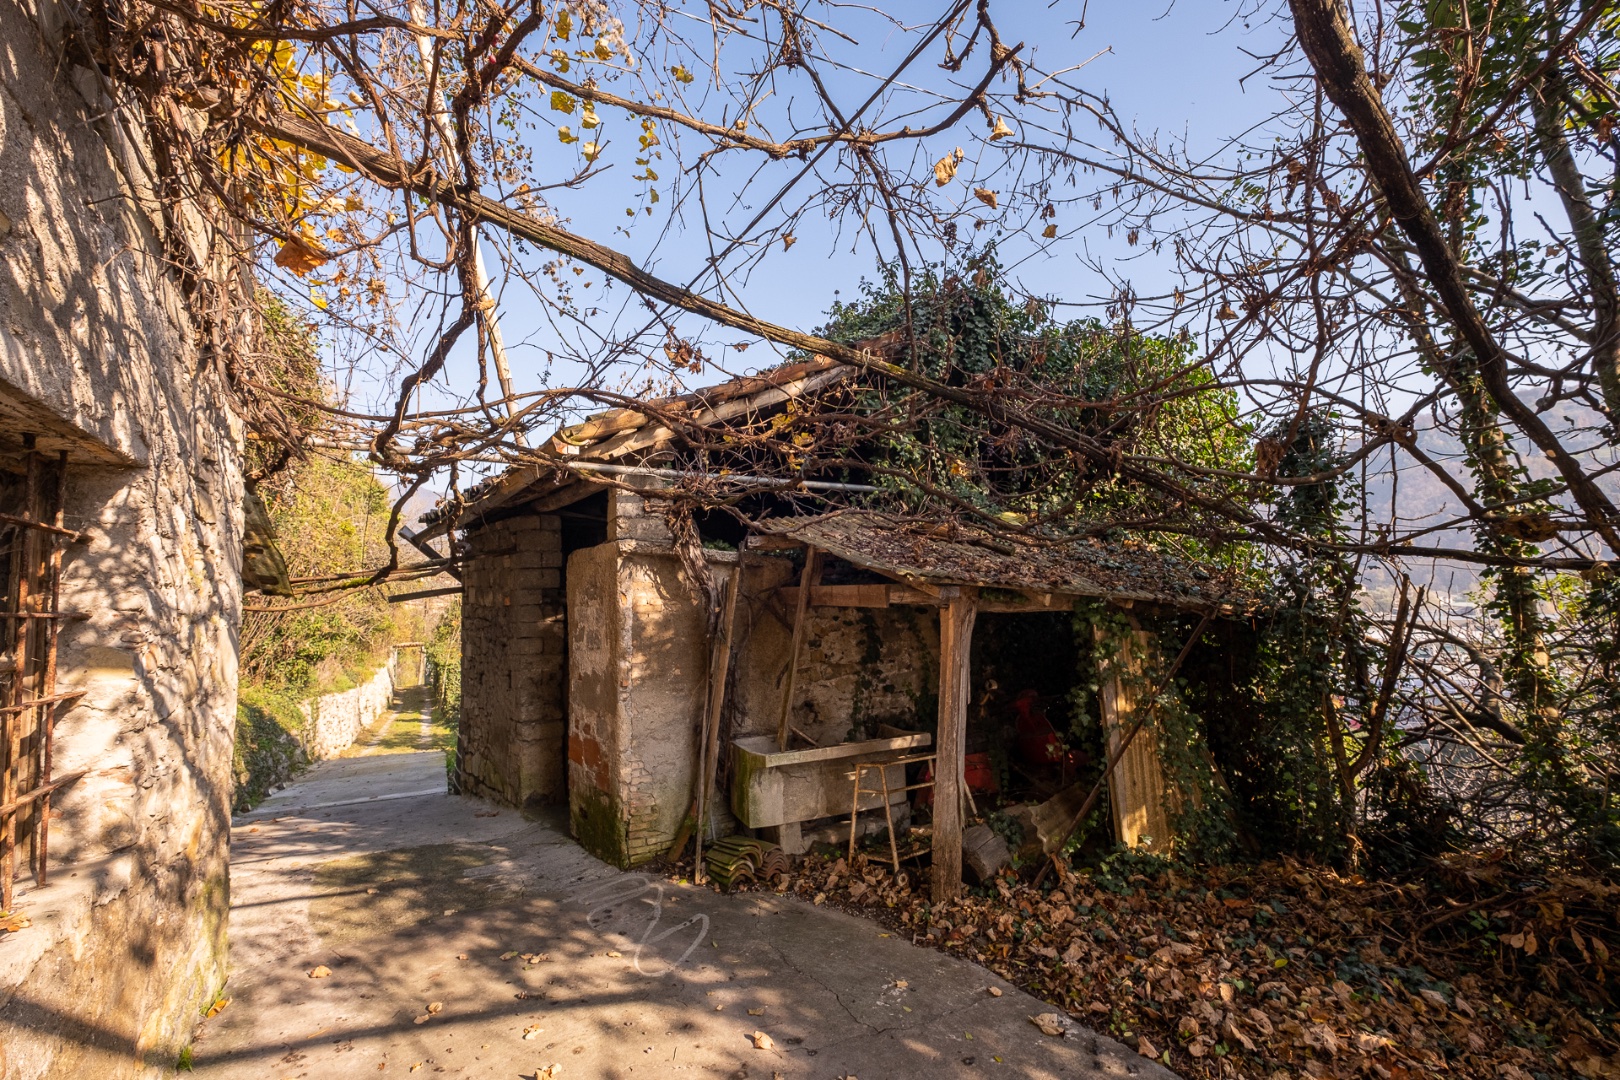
[458,512,567,806]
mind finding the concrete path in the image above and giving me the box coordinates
[193,753,1172,1080]
[343,687,453,758]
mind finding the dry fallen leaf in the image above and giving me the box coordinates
[987,986,1002,997]
[1302,1022,1340,1055]
[535,1066,562,1080]
[523,1024,543,1040]
[205,997,231,1018]
[606,951,622,958]
[274,237,328,276]
[747,1007,766,1016]
[426,1002,443,1014]
[1137,1035,1160,1059]
[750,1030,775,1050]
[413,1014,431,1025]
[308,966,332,979]
[1030,1013,1065,1036]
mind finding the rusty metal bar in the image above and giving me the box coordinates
[0,770,87,819]
[0,690,86,716]
[2,444,40,912]
[0,513,83,542]
[35,450,68,885]
[0,445,81,906]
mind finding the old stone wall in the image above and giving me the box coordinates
[0,1,243,1076]
[300,665,395,760]
[563,536,938,868]
[457,512,566,807]
[729,563,940,749]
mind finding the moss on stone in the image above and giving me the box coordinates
[570,786,629,868]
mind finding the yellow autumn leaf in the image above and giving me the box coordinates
[989,116,1014,140]
[581,141,601,162]
[555,9,572,40]
[671,64,695,85]
[933,156,957,186]
[581,101,599,129]
[1041,223,1057,239]
[593,38,612,61]
[557,126,579,145]
[973,187,998,209]
[550,90,576,114]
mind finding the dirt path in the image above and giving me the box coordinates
[192,754,1172,1079]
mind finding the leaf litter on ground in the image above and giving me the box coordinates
[682,850,1620,1079]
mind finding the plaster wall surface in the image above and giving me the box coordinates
[456,512,566,807]
[0,1,244,1075]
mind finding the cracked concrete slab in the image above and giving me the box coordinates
[192,751,1177,1079]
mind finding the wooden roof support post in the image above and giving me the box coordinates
[931,586,978,904]
[691,565,743,884]
[776,547,822,750]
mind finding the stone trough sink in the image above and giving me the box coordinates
[730,731,932,832]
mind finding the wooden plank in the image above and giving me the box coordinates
[775,583,939,608]
[691,566,743,882]
[744,534,805,552]
[1096,628,1176,853]
[977,592,1076,614]
[587,367,852,461]
[776,548,823,749]
[931,586,977,903]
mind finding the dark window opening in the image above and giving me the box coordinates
[558,489,609,555]
[693,506,748,550]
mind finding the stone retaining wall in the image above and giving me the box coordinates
[300,665,395,760]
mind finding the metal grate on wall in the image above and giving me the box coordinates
[0,437,86,913]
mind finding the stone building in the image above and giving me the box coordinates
[421,360,1260,894]
[0,1,244,1075]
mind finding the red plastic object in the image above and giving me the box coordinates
[1012,689,1066,764]
[964,752,998,794]
[918,753,999,805]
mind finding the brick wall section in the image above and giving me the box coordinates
[457,512,567,807]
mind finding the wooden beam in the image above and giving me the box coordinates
[977,591,1075,614]
[776,547,823,749]
[691,566,743,882]
[931,586,977,903]
[745,534,805,552]
[387,586,463,604]
[776,583,938,608]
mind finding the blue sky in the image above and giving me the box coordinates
[296,0,1293,477]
